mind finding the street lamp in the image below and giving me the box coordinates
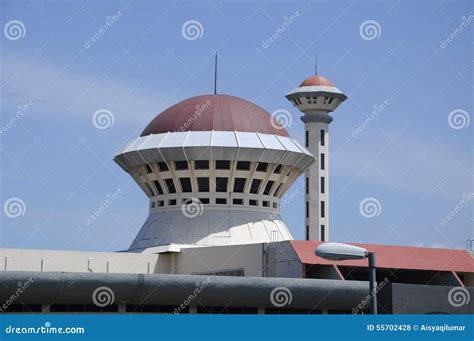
[315,242,378,314]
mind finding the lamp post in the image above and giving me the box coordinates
[315,242,377,314]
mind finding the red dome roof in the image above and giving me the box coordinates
[299,75,334,87]
[141,94,289,137]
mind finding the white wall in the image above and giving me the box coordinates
[175,244,264,277]
[0,241,302,278]
[0,248,160,274]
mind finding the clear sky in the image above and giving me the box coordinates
[0,0,472,252]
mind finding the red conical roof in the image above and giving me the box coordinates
[141,94,289,137]
[299,75,334,87]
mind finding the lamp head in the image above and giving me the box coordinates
[315,242,368,261]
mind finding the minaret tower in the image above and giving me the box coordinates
[286,72,347,241]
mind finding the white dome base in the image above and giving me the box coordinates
[128,207,293,250]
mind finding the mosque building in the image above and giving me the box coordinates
[0,71,472,315]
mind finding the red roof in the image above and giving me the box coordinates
[290,240,474,273]
[141,94,289,137]
[299,75,334,87]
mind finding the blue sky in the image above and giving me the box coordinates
[0,0,472,252]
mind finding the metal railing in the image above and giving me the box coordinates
[467,239,474,257]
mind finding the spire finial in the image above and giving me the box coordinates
[214,53,218,95]
[315,52,318,75]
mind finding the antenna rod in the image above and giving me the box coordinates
[315,52,318,75]
[214,53,218,95]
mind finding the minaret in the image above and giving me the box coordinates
[286,73,347,241]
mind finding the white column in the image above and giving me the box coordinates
[304,121,329,241]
